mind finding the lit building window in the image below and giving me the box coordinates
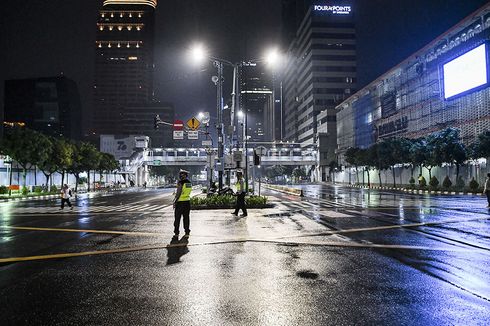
[127,43,130,48]
[118,26,123,31]
[117,43,121,48]
[109,26,114,31]
[136,26,141,31]
[111,13,114,17]
[127,26,132,31]
[128,56,138,60]
[108,43,112,48]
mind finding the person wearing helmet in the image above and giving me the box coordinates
[232,171,247,217]
[173,169,192,237]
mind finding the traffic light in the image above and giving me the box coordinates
[253,150,260,165]
[153,115,159,129]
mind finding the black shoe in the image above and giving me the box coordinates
[240,214,247,217]
[231,212,238,216]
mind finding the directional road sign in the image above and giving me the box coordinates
[186,117,201,130]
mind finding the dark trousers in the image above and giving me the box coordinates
[486,191,490,206]
[233,193,247,215]
[174,201,191,234]
[61,198,72,209]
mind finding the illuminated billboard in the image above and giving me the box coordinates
[443,43,489,100]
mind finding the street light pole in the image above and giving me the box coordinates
[214,60,224,190]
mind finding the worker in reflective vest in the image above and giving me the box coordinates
[173,169,192,237]
[232,171,247,217]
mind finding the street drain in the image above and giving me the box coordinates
[297,270,319,279]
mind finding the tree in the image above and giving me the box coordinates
[409,138,428,177]
[292,167,307,181]
[78,142,101,191]
[55,138,74,188]
[345,147,361,184]
[97,152,119,184]
[470,130,490,159]
[391,137,413,186]
[3,127,51,187]
[375,140,395,187]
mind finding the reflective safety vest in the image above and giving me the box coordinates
[177,182,192,201]
[236,181,243,193]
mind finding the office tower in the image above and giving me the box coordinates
[93,0,157,136]
[238,62,274,142]
[4,76,82,140]
[283,2,356,149]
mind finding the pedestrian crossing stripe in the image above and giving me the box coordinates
[2,204,171,214]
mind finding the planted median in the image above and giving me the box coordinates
[190,195,272,210]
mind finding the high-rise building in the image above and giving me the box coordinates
[282,2,356,177]
[3,76,82,140]
[238,62,274,142]
[93,0,157,136]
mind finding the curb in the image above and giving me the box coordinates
[0,188,133,203]
[344,184,484,196]
[262,184,303,197]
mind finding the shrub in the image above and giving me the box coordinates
[442,176,452,189]
[0,185,8,194]
[418,176,426,189]
[469,178,479,192]
[33,186,43,193]
[190,195,268,209]
[409,177,415,185]
[50,185,58,193]
[202,187,207,194]
[455,176,465,190]
[21,186,29,196]
[429,176,439,189]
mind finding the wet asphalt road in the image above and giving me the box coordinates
[0,185,490,325]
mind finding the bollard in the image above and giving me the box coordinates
[300,189,304,197]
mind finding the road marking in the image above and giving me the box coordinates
[2,226,159,237]
[0,238,482,264]
[274,215,490,244]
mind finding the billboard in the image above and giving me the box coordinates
[443,43,489,100]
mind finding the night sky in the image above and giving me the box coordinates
[1,0,489,134]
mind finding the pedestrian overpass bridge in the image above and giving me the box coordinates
[120,146,317,178]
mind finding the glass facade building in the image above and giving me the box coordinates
[337,3,490,165]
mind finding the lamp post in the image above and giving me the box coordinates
[237,110,249,192]
[189,44,284,189]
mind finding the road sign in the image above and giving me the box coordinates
[202,140,212,146]
[173,120,184,130]
[188,130,199,140]
[173,130,184,140]
[186,117,201,130]
[153,160,161,166]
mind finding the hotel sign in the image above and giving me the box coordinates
[314,5,352,15]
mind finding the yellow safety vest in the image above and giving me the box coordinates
[178,182,192,201]
[236,181,243,193]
